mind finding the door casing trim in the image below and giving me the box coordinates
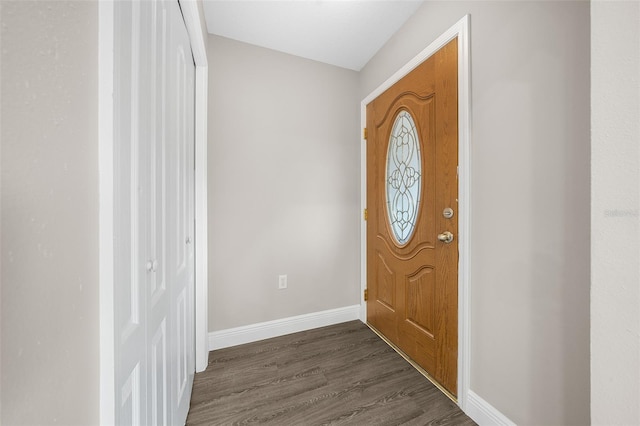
[99,1,208,423]
[359,14,471,411]
[179,0,210,376]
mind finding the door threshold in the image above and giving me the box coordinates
[366,322,457,404]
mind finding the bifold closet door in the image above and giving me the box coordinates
[114,1,195,425]
[165,0,196,423]
[114,1,150,423]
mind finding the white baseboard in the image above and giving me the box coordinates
[208,305,361,351]
[465,390,516,426]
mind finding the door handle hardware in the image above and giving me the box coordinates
[437,231,454,243]
[146,260,159,272]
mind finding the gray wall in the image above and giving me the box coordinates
[0,1,99,425]
[359,2,590,425]
[207,36,360,330]
[591,1,640,424]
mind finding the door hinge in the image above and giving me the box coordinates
[364,288,368,301]
[363,208,368,221]
[363,128,368,140]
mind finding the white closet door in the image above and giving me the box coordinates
[146,1,169,425]
[165,0,196,423]
[114,1,195,425]
[114,1,148,423]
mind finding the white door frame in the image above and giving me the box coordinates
[179,0,209,376]
[359,15,471,410]
[99,1,208,423]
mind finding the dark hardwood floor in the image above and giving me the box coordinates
[187,320,476,425]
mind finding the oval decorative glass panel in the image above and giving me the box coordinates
[386,110,422,245]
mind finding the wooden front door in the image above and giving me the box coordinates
[366,38,458,396]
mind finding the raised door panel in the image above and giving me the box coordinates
[114,1,148,423]
[375,252,395,312]
[149,0,167,308]
[146,1,170,424]
[150,321,168,426]
[175,287,189,406]
[120,364,142,426]
[405,266,436,337]
[368,251,397,341]
[165,1,196,423]
[398,261,437,373]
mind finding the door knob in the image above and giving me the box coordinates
[437,231,454,243]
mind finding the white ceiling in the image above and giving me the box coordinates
[202,1,424,71]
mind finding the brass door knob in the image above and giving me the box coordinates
[437,231,454,243]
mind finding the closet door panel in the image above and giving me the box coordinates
[146,1,170,424]
[165,1,196,423]
[114,1,148,423]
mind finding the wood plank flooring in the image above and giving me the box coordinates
[187,321,476,425]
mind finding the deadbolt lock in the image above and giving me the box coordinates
[443,207,454,219]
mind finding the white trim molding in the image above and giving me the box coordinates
[359,14,471,411]
[466,391,516,426]
[179,0,208,67]
[178,0,209,374]
[193,65,209,373]
[209,306,361,350]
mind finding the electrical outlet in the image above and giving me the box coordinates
[278,275,287,289]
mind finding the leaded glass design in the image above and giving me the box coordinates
[386,110,422,245]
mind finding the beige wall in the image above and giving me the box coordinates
[591,1,640,424]
[360,2,590,425]
[0,1,99,425]
[207,36,360,330]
